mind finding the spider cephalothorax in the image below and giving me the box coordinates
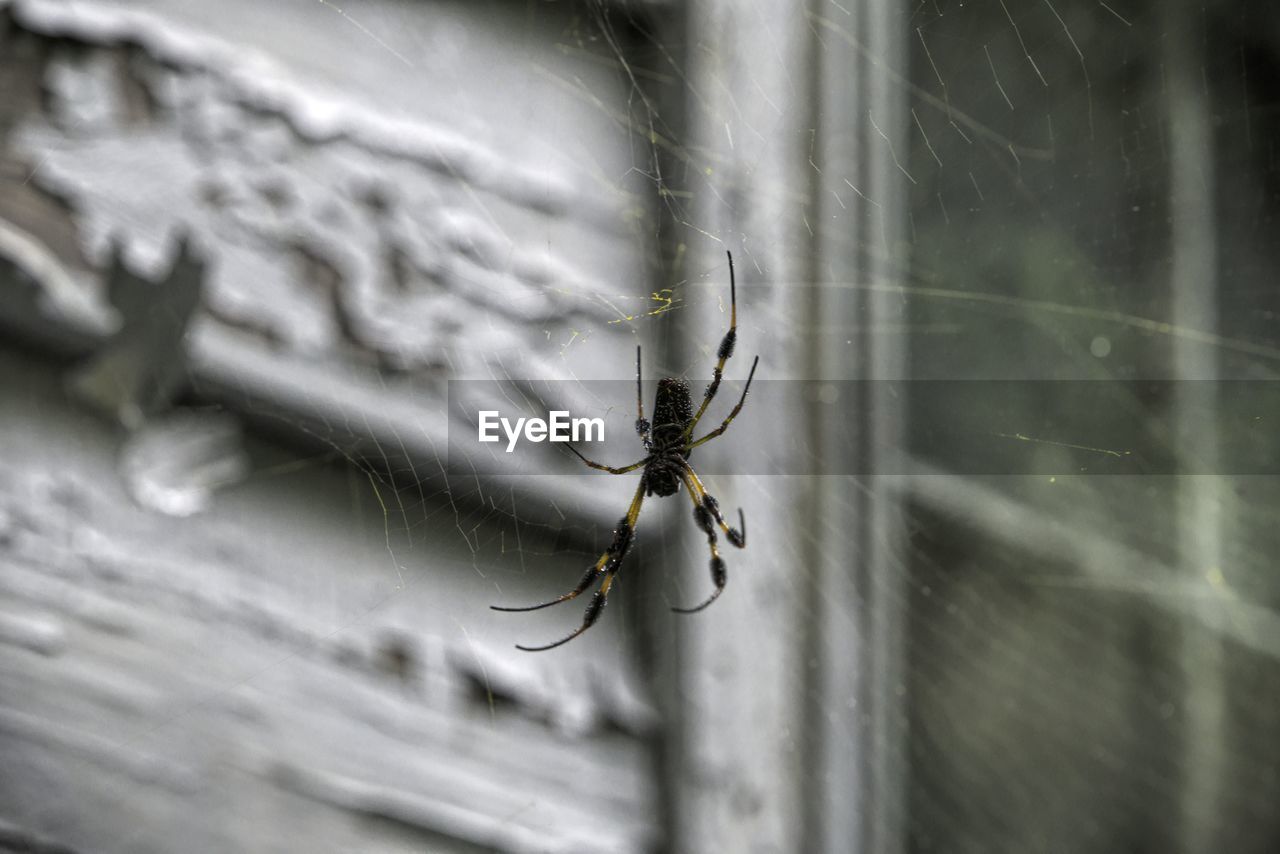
[493,250,758,651]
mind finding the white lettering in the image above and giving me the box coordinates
[549,411,570,441]
[479,410,606,452]
[502,417,526,453]
[573,416,605,442]
[478,411,500,443]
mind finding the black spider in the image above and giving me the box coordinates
[492,250,759,651]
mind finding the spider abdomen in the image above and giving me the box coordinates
[651,377,693,449]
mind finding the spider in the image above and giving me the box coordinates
[492,250,759,651]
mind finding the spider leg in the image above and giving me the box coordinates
[680,462,747,547]
[515,572,620,651]
[504,478,647,651]
[671,468,731,613]
[682,250,739,442]
[489,558,606,612]
[685,354,759,452]
[635,345,651,448]
[567,444,647,474]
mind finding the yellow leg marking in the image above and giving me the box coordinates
[678,469,723,564]
[672,467,730,615]
[682,465,709,499]
[685,354,730,438]
[678,467,708,508]
[679,464,739,541]
[682,252,739,442]
[625,480,647,524]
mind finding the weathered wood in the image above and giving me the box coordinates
[0,1,668,851]
[0,349,660,854]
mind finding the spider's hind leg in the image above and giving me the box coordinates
[491,512,633,613]
[681,463,747,548]
[671,491,727,614]
[515,572,620,652]
[489,562,604,613]
[497,478,647,651]
[671,467,743,613]
[699,494,746,548]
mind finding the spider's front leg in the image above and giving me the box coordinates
[634,345,652,448]
[685,355,759,451]
[492,478,647,651]
[682,250,741,442]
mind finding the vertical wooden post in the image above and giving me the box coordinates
[1165,4,1225,851]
